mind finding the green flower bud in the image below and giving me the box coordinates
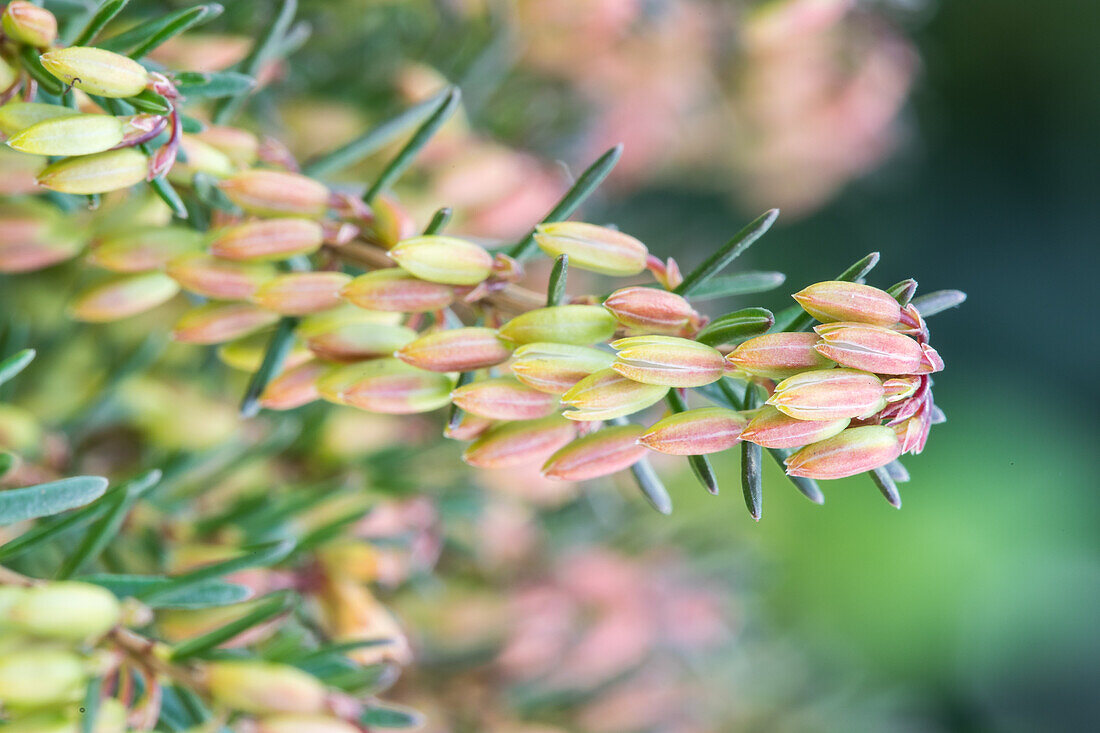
[499,305,617,346]
[7,114,125,157]
[534,221,648,276]
[2,2,58,47]
[7,581,120,641]
[40,47,150,98]
[206,661,327,715]
[68,272,180,322]
[388,235,493,286]
[87,226,204,273]
[0,102,80,137]
[0,648,86,708]
[37,148,148,195]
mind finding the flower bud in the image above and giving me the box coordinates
[603,286,699,334]
[206,661,326,715]
[323,359,454,414]
[296,304,403,334]
[509,342,615,394]
[739,406,850,449]
[304,322,416,362]
[451,377,560,421]
[168,134,236,182]
[68,272,179,322]
[0,102,79,137]
[784,425,901,479]
[210,219,323,262]
[534,221,648,276]
[541,424,648,480]
[40,47,149,98]
[2,2,57,47]
[814,322,924,375]
[463,414,576,469]
[219,169,330,218]
[395,327,512,372]
[252,272,352,315]
[388,235,493,286]
[254,715,361,733]
[195,124,259,167]
[882,375,922,403]
[639,406,749,455]
[0,57,14,92]
[167,253,275,300]
[919,343,944,374]
[173,302,280,344]
[793,281,902,327]
[561,367,669,421]
[341,268,455,313]
[612,335,725,387]
[7,113,124,157]
[260,359,327,410]
[37,148,148,194]
[0,649,85,708]
[0,211,83,272]
[893,407,932,455]
[499,305,617,346]
[444,411,493,441]
[87,226,203,272]
[7,581,120,641]
[364,193,417,249]
[767,368,885,421]
[726,332,835,379]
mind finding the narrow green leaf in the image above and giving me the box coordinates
[240,316,300,418]
[359,704,424,729]
[80,677,103,733]
[137,539,295,604]
[666,390,719,495]
[0,476,108,527]
[72,0,131,46]
[773,252,881,332]
[887,278,918,306]
[546,254,569,307]
[293,507,371,555]
[0,489,113,561]
[126,89,171,114]
[148,175,188,219]
[885,459,910,483]
[302,90,451,178]
[422,206,452,236]
[170,591,296,661]
[0,452,15,480]
[211,0,297,124]
[0,348,35,387]
[179,114,205,133]
[869,466,902,509]
[675,209,779,296]
[78,574,251,609]
[18,46,64,96]
[680,271,786,300]
[506,144,623,260]
[100,4,225,58]
[609,417,672,514]
[910,289,967,317]
[174,71,256,99]
[740,385,763,521]
[285,638,393,664]
[695,307,774,347]
[764,447,824,505]
[193,171,239,213]
[362,87,461,205]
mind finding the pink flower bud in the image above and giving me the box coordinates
[561,367,669,421]
[612,335,726,388]
[793,280,901,327]
[739,406,850,449]
[533,222,649,276]
[726,332,835,379]
[336,359,455,414]
[784,425,901,479]
[388,235,493,286]
[499,305,618,346]
[68,272,179,322]
[451,377,560,421]
[918,343,944,374]
[639,406,749,455]
[444,412,494,441]
[195,125,260,167]
[509,342,615,394]
[251,272,352,315]
[893,408,932,455]
[364,194,417,249]
[260,360,327,411]
[767,368,885,421]
[304,322,416,362]
[395,327,512,372]
[219,170,330,218]
[463,414,576,469]
[542,424,648,481]
[882,375,921,403]
[603,286,700,334]
[209,218,324,262]
[813,322,924,375]
[87,226,203,272]
[341,268,455,313]
[173,302,280,344]
[2,2,57,46]
[167,253,275,300]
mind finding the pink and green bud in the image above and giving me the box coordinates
[2,2,57,47]
[388,235,493,286]
[395,326,512,372]
[793,280,902,327]
[541,424,648,481]
[168,134,236,182]
[172,302,280,344]
[251,272,352,315]
[893,406,932,455]
[195,124,260,167]
[767,368,885,421]
[341,268,455,313]
[739,405,850,449]
[68,272,179,322]
[0,102,79,137]
[612,335,725,387]
[639,406,748,455]
[167,253,275,300]
[321,358,454,414]
[219,169,330,218]
[499,305,617,346]
[918,343,944,373]
[603,286,700,334]
[304,322,416,362]
[814,322,924,375]
[206,661,326,715]
[217,333,311,375]
[784,425,901,479]
[510,341,615,394]
[87,226,203,272]
[561,367,669,421]
[254,715,362,733]
[533,221,648,276]
[451,377,560,421]
[463,414,576,469]
[726,332,835,379]
[7,113,124,157]
[882,375,922,403]
[40,47,150,98]
[0,649,86,708]
[363,193,417,249]
[209,218,324,262]
[260,359,327,411]
[445,411,494,441]
[37,147,148,194]
[6,581,120,641]
[0,233,82,273]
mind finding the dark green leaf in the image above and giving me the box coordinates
[179,114,205,133]
[100,4,224,58]
[79,574,251,609]
[764,447,824,505]
[0,348,35,387]
[359,704,424,728]
[148,176,188,219]
[675,209,779,296]
[0,452,14,480]
[193,171,240,213]
[608,416,672,514]
[71,0,130,46]
[170,591,296,661]
[211,0,297,124]
[546,254,569,307]
[666,390,719,495]
[681,271,786,300]
[695,308,774,347]
[240,316,300,418]
[422,206,452,235]
[0,489,113,561]
[80,677,102,733]
[125,89,171,113]
[137,539,295,604]
[740,385,763,520]
[910,289,967,317]
[0,476,108,527]
[869,466,902,509]
[18,46,64,96]
[887,278,918,306]
[175,71,256,99]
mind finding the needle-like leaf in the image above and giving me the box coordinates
[0,476,108,527]
[0,348,35,387]
[170,590,296,661]
[869,465,902,508]
[740,384,763,520]
[910,289,967,317]
[675,209,779,296]
[547,254,569,307]
[71,0,130,46]
[666,390,720,495]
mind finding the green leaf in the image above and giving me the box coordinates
[78,574,251,609]
[212,0,298,124]
[0,348,35,387]
[148,175,189,219]
[362,87,462,205]
[0,489,112,561]
[422,206,452,236]
[680,271,786,300]
[740,385,763,521]
[170,591,296,661]
[18,46,64,96]
[910,289,967,317]
[506,144,622,260]
[175,71,257,99]
[0,452,15,480]
[359,703,424,729]
[100,3,225,58]
[80,677,103,733]
[695,308,774,347]
[137,539,295,604]
[546,254,569,307]
[887,278,918,306]
[609,417,672,514]
[0,476,108,527]
[666,390,719,495]
[193,171,240,213]
[674,209,779,296]
[285,638,394,665]
[179,114,205,133]
[772,252,881,332]
[240,316,300,418]
[125,89,171,114]
[71,0,131,46]
[764,447,824,505]
[869,466,902,509]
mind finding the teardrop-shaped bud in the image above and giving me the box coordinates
[444,411,494,441]
[167,253,275,300]
[793,280,902,327]
[87,226,203,272]
[388,235,493,285]
[209,218,324,262]
[767,368,885,421]
[0,649,85,708]
[0,102,79,137]
[561,367,669,421]
[219,169,330,218]
[612,335,725,387]
[172,302,280,344]
[918,343,944,374]
[2,2,58,47]
[814,322,924,375]
[893,405,932,455]
[37,147,148,194]
[784,425,901,479]
[534,222,648,276]
[251,272,351,315]
[541,424,648,480]
[40,47,150,98]
[499,305,617,346]
[0,223,83,272]
[639,406,749,455]
[603,286,699,334]
[196,124,260,167]
[726,332,834,379]
[68,272,179,322]
[463,414,576,469]
[395,327,512,372]
[882,375,922,403]
[341,268,455,313]
[207,661,326,715]
[739,405,850,449]
[7,581,120,641]
[304,322,416,362]
[363,193,417,249]
[510,341,615,394]
[7,113,124,156]
[451,377,560,420]
[168,134,236,182]
[321,358,454,414]
[260,359,327,411]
